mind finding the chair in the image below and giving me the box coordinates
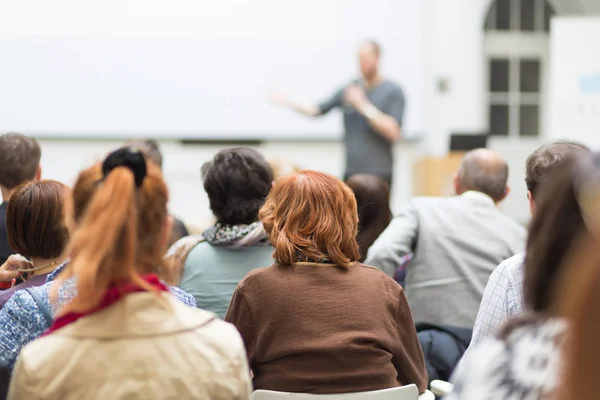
[252,385,435,400]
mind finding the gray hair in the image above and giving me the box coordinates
[457,149,509,202]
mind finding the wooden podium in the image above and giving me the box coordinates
[413,152,465,197]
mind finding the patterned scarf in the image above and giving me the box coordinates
[203,221,270,248]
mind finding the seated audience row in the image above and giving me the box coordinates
[3,131,596,399]
[166,147,274,318]
[449,150,596,399]
[0,148,251,400]
[367,148,527,329]
[225,170,427,393]
[469,142,588,347]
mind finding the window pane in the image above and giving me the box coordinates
[520,105,539,136]
[490,105,509,136]
[490,59,510,92]
[496,0,510,30]
[520,60,540,93]
[520,0,535,31]
[544,1,555,32]
[484,2,495,30]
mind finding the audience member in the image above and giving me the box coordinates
[126,139,189,246]
[469,142,588,347]
[367,149,526,328]
[268,158,300,181]
[345,174,391,261]
[167,147,274,318]
[448,153,586,399]
[0,148,197,373]
[0,133,41,267]
[225,170,428,394]
[558,205,600,400]
[7,148,250,399]
[0,181,70,308]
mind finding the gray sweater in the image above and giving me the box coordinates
[366,191,526,328]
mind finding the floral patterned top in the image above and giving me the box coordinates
[447,317,566,400]
[0,262,196,372]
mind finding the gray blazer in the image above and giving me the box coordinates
[366,191,527,329]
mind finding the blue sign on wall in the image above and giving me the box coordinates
[579,73,600,94]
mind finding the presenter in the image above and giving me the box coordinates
[271,40,405,185]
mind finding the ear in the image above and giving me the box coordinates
[162,215,174,247]
[35,165,42,181]
[496,184,510,203]
[452,172,461,195]
[528,190,536,215]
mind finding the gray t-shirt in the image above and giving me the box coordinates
[318,80,405,180]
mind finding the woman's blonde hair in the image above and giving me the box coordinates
[259,170,360,268]
[53,148,170,314]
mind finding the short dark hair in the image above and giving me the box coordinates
[526,142,589,198]
[345,174,391,261]
[7,180,69,259]
[362,40,381,57]
[0,133,41,189]
[457,149,508,202]
[523,155,583,312]
[125,139,163,169]
[202,147,273,225]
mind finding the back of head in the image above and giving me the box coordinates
[0,133,41,190]
[260,170,360,268]
[526,141,589,199]
[202,147,273,225]
[125,139,163,169]
[7,180,69,260]
[552,153,600,399]
[456,148,508,202]
[55,147,169,314]
[523,154,585,313]
[345,174,391,260]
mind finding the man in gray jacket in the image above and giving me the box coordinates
[366,149,526,328]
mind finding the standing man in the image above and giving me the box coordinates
[271,40,405,185]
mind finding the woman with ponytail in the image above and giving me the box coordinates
[2,148,250,400]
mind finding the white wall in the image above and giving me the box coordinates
[24,0,578,229]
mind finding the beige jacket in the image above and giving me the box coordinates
[8,293,252,400]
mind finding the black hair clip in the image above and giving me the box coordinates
[102,147,147,187]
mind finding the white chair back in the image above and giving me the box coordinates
[251,385,418,400]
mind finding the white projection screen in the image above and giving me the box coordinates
[0,0,424,140]
[548,17,600,148]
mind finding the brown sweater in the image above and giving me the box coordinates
[225,262,428,394]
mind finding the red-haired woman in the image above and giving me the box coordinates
[225,170,427,394]
[8,148,251,400]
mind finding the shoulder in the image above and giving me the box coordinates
[235,266,273,290]
[502,252,526,277]
[169,298,246,355]
[382,81,404,95]
[454,318,565,398]
[355,262,400,281]
[353,263,404,294]
[489,252,525,284]
[167,285,197,307]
